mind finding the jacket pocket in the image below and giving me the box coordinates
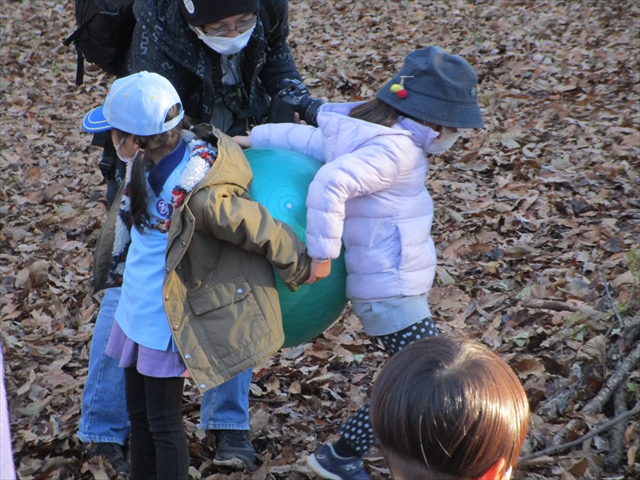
[188,275,252,316]
[186,273,274,362]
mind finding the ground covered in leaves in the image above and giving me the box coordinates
[1,0,639,478]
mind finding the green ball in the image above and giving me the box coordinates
[244,148,347,348]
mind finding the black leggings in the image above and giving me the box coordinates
[339,317,438,456]
[124,367,189,480]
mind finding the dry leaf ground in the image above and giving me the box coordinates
[1,0,639,479]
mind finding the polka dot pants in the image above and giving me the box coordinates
[339,317,438,456]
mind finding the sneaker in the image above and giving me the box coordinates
[306,443,370,480]
[211,429,255,470]
[83,442,129,474]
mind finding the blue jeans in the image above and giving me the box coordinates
[78,288,252,445]
[78,288,128,444]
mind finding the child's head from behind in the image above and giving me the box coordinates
[370,335,529,480]
[82,72,186,230]
[82,71,184,138]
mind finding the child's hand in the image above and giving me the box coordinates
[304,259,331,284]
[233,135,251,149]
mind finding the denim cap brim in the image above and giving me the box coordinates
[82,106,111,133]
[377,46,485,129]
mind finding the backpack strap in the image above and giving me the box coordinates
[63,9,102,85]
[259,0,280,38]
[62,0,128,85]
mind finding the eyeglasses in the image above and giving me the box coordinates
[201,14,257,38]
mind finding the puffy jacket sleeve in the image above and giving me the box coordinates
[305,143,401,259]
[258,0,303,94]
[250,123,326,162]
[198,189,311,291]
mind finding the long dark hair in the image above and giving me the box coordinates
[118,104,186,231]
[348,98,399,127]
[370,335,530,479]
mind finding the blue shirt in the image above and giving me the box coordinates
[115,141,189,351]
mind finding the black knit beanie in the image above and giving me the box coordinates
[179,0,259,26]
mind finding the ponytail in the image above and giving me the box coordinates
[129,152,153,231]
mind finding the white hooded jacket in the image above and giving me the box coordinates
[250,102,439,302]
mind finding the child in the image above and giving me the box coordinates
[234,46,485,479]
[370,335,530,480]
[83,71,311,479]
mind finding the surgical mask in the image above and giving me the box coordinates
[115,137,138,163]
[425,128,463,154]
[191,24,255,55]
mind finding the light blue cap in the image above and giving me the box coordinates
[82,71,184,135]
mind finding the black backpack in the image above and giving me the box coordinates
[63,0,136,85]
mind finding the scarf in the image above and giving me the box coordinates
[108,135,218,285]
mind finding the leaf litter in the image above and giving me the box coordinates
[1,0,639,478]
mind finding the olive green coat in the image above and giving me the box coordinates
[93,127,310,392]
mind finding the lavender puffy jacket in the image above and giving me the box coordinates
[250,103,439,302]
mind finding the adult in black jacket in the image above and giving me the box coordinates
[127,0,301,136]
[79,0,307,473]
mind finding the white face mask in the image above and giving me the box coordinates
[425,128,462,154]
[115,137,138,163]
[191,24,255,55]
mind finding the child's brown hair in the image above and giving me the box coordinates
[370,335,529,479]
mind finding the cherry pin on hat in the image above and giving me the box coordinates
[377,46,484,129]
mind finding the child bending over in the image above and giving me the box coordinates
[235,46,484,479]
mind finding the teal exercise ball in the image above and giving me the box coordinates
[244,148,347,348]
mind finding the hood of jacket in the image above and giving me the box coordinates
[184,128,254,196]
[316,102,439,161]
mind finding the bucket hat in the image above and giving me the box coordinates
[179,0,259,26]
[82,71,184,135]
[377,46,484,129]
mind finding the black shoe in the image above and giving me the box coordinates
[83,442,129,474]
[211,430,255,470]
[307,443,370,480]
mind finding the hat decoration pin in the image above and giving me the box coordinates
[390,75,413,99]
